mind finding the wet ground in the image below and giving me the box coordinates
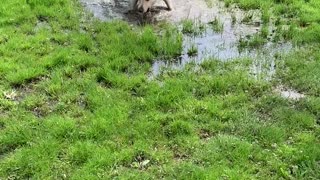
[274,86,305,100]
[80,0,230,23]
[80,0,293,80]
[152,32,292,80]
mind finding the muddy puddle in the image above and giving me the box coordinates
[80,0,293,79]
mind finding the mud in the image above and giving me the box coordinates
[80,0,293,79]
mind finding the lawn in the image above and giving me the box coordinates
[0,0,319,179]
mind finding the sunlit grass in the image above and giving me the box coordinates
[0,0,319,179]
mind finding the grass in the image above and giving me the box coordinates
[209,17,224,33]
[181,19,206,36]
[218,0,320,44]
[0,0,320,179]
[241,11,254,23]
[187,44,198,57]
[238,34,267,50]
[276,45,320,96]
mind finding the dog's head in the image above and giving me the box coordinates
[136,0,156,13]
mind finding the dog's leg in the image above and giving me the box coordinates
[163,0,173,11]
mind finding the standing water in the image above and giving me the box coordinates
[80,0,293,79]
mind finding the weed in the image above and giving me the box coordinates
[187,44,198,56]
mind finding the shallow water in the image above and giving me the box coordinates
[80,0,293,79]
[274,86,305,100]
[152,29,292,79]
[80,0,133,21]
[80,0,227,23]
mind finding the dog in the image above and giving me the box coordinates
[132,0,173,13]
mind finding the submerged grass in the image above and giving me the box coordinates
[0,0,319,179]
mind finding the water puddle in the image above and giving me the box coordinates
[80,0,134,22]
[80,0,293,79]
[80,0,233,23]
[274,86,305,100]
[152,29,292,79]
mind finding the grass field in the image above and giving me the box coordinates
[0,0,319,179]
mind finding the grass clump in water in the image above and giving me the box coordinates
[187,44,198,57]
[209,17,224,33]
[238,33,267,50]
[181,19,206,36]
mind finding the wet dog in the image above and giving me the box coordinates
[132,0,173,13]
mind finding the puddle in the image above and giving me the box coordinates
[80,0,236,23]
[274,86,305,100]
[152,30,292,79]
[80,0,293,79]
[80,0,133,22]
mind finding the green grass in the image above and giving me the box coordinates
[209,17,224,33]
[218,0,320,44]
[238,34,267,50]
[187,44,198,56]
[276,46,320,96]
[0,0,320,179]
[181,19,206,36]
